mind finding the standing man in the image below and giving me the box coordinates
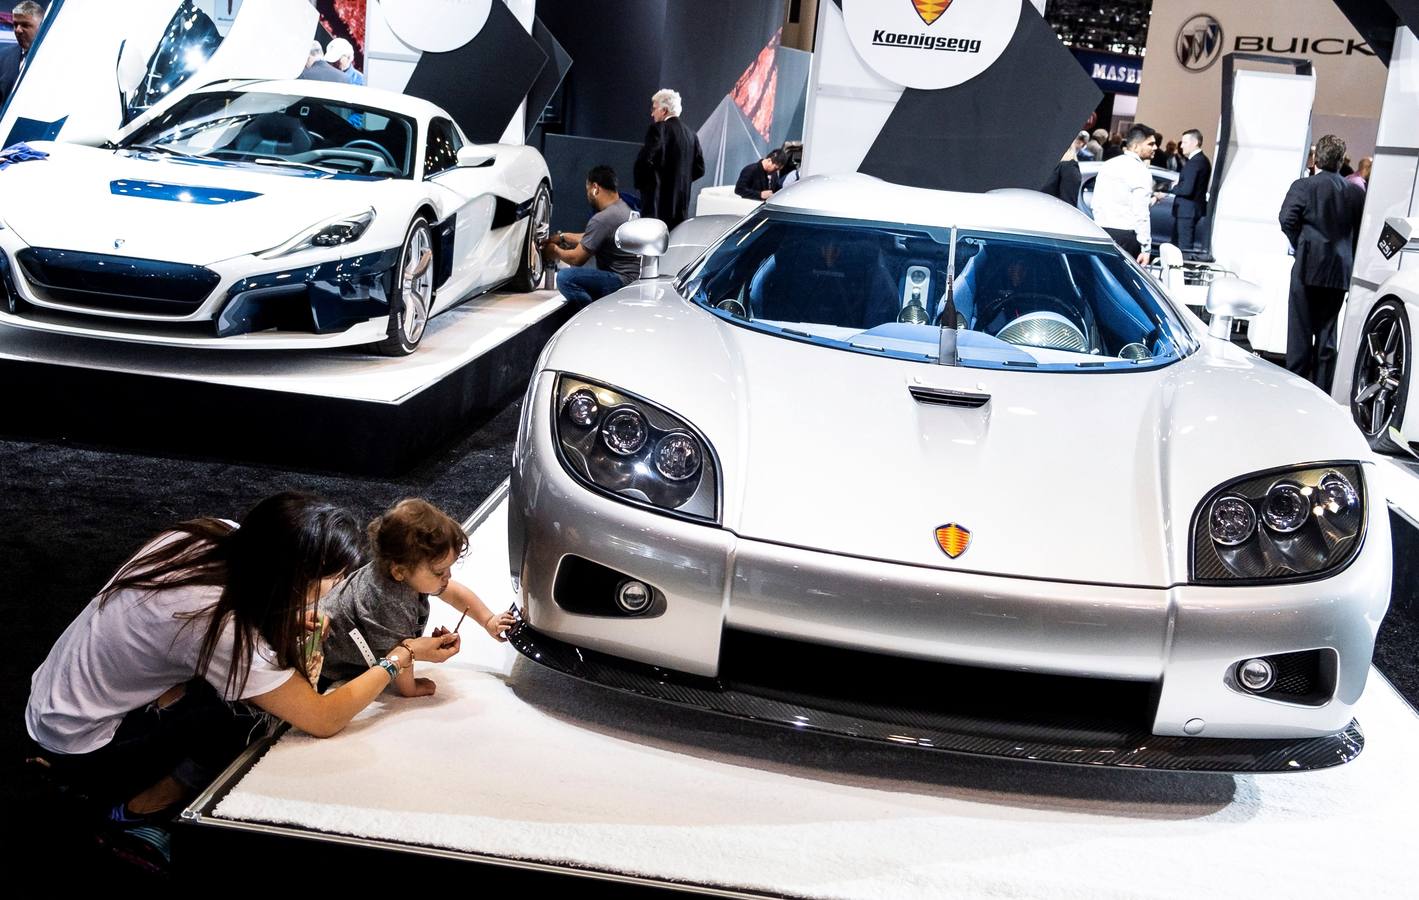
[1158,128,1212,255]
[0,1,44,105]
[325,37,365,86]
[735,149,786,200]
[1090,123,1159,265]
[300,40,345,83]
[1040,136,1084,204]
[542,166,641,306]
[634,89,705,230]
[1279,134,1365,390]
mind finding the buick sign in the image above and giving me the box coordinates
[1177,14,1224,72]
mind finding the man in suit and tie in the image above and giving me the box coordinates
[1157,128,1212,256]
[1278,133,1366,390]
[633,89,705,230]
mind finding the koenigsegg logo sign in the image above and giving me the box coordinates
[843,0,1019,90]
[1176,14,1224,72]
[936,524,971,559]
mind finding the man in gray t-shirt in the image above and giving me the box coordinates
[543,165,642,305]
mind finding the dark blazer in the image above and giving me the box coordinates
[299,59,347,83]
[1278,170,1366,289]
[735,160,779,199]
[1040,159,1082,206]
[633,116,705,229]
[0,44,26,107]
[1170,151,1212,219]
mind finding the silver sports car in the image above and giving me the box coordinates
[508,174,1391,772]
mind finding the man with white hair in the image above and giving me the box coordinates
[633,88,704,230]
[0,1,43,104]
[300,39,345,83]
[324,37,364,86]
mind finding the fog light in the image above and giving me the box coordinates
[615,579,652,614]
[1238,657,1276,692]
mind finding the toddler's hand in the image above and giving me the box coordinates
[484,611,516,641]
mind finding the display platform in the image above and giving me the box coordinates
[0,292,570,474]
[179,483,1419,900]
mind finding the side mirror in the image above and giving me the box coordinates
[615,217,670,278]
[1205,278,1265,340]
[456,146,495,168]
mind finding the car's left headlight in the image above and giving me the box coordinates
[1191,463,1367,583]
[260,208,376,258]
[553,374,719,523]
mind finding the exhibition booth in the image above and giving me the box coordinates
[3,0,1418,895]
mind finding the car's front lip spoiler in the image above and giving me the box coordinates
[507,623,1365,773]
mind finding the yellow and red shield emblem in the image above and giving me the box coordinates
[912,0,952,26]
[935,523,971,559]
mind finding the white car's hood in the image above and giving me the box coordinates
[542,283,1373,588]
[0,144,399,265]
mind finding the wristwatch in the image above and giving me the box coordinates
[376,656,400,683]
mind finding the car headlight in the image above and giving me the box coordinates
[1191,463,1366,583]
[260,208,376,258]
[553,375,719,522]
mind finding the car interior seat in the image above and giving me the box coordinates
[232,113,314,157]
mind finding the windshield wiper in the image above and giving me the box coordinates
[250,157,339,175]
[123,143,189,157]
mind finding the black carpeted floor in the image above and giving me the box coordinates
[3,401,1418,886]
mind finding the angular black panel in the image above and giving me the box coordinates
[525,17,573,141]
[858,3,1102,194]
[401,2,547,144]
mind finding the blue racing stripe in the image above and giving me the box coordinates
[110,179,262,204]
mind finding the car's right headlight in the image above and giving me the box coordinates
[1190,463,1367,584]
[553,374,719,523]
[260,208,376,259]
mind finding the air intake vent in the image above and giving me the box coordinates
[908,385,991,408]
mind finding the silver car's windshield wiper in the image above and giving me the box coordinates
[250,157,339,175]
[123,143,189,157]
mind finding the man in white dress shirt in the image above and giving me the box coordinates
[1090,123,1159,266]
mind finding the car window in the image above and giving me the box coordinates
[424,117,463,177]
[677,211,1195,372]
[122,91,417,179]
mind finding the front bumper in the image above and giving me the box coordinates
[0,235,398,349]
[510,373,1391,761]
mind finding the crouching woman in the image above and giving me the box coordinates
[25,491,462,823]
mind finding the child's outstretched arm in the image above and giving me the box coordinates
[438,580,515,641]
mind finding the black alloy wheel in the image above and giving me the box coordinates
[1350,298,1411,454]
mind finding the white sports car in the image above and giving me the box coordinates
[508,174,1391,772]
[0,79,551,354]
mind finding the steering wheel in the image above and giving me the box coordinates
[342,139,397,166]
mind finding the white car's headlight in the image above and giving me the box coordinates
[553,375,719,522]
[1191,464,1366,583]
[260,208,376,259]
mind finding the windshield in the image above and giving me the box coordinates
[677,212,1195,371]
[121,91,417,179]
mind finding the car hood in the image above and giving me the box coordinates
[0,144,398,265]
[541,282,1373,588]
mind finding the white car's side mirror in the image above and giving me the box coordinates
[616,217,670,278]
[1205,278,1266,340]
[456,146,495,168]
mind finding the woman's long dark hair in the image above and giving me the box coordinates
[100,492,365,697]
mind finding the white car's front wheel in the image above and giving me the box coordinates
[1350,298,1411,453]
[509,182,552,293]
[372,216,436,357]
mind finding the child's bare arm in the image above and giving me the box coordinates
[439,580,514,640]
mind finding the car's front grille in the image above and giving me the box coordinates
[16,247,220,316]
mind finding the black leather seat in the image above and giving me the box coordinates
[231,113,313,156]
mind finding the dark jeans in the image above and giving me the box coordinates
[1286,284,1346,390]
[36,678,266,807]
[557,267,626,306]
[1103,227,1142,258]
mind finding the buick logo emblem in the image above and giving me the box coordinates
[1177,14,1224,72]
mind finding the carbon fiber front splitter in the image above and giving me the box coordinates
[507,624,1365,773]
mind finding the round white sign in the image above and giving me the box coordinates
[377,0,493,54]
[842,0,1021,90]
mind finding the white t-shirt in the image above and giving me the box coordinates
[1090,150,1154,252]
[26,533,295,755]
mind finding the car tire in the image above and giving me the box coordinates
[509,181,552,293]
[371,215,436,357]
[1349,297,1411,454]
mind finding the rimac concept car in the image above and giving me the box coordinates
[0,79,551,354]
[509,174,1391,772]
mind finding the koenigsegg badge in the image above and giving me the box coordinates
[912,0,952,26]
[842,0,1017,91]
[936,523,971,559]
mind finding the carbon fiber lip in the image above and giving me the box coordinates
[507,625,1365,773]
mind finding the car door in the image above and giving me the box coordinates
[0,0,315,147]
[421,116,497,305]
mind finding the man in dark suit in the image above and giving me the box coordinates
[1158,128,1212,255]
[1278,133,1366,390]
[633,89,705,230]
[735,149,785,201]
[0,2,44,106]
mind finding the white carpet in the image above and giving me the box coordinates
[215,497,1419,899]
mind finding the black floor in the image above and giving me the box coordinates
[3,404,1418,887]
